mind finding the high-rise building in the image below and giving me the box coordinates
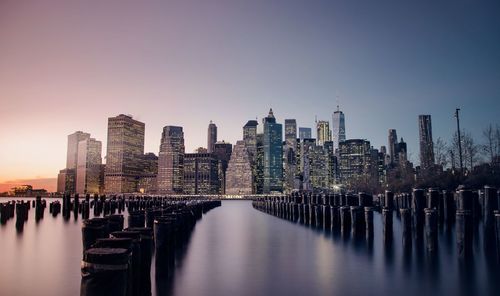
[332,106,346,152]
[300,138,316,191]
[299,127,312,141]
[183,153,220,195]
[207,121,217,153]
[76,138,102,194]
[284,119,297,149]
[316,120,332,146]
[262,109,283,193]
[66,131,91,170]
[138,153,158,194]
[419,115,435,170]
[284,119,297,193]
[157,126,185,194]
[213,141,233,194]
[243,120,258,159]
[388,129,398,166]
[58,131,92,194]
[104,115,145,193]
[397,138,408,165]
[226,140,253,195]
[57,168,75,194]
[255,133,264,194]
[338,139,372,186]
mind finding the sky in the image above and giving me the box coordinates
[1,0,499,191]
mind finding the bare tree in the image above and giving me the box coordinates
[434,137,448,168]
[483,124,495,164]
[462,131,481,170]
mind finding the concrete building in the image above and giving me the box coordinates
[76,138,102,194]
[338,139,373,186]
[104,114,145,193]
[226,141,253,195]
[213,141,233,194]
[419,115,435,171]
[158,126,185,194]
[207,121,217,153]
[138,153,158,194]
[183,153,220,195]
[316,120,332,146]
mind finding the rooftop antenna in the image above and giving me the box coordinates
[336,95,340,112]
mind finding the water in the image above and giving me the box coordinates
[1,199,498,296]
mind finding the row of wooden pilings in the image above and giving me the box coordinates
[0,196,48,231]
[252,186,500,259]
[80,197,221,296]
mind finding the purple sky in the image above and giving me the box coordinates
[1,0,499,190]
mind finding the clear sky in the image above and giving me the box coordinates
[1,0,499,191]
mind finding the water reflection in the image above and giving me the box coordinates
[1,198,500,296]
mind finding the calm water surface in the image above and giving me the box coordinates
[0,199,498,296]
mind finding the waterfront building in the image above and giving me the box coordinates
[57,168,75,194]
[309,144,330,189]
[419,115,435,171]
[299,127,312,141]
[243,120,258,160]
[284,119,297,193]
[76,138,102,194]
[300,138,316,191]
[332,106,346,153]
[338,139,373,186]
[104,114,145,193]
[213,141,233,194]
[316,120,332,146]
[183,153,220,195]
[226,141,253,195]
[158,126,185,194]
[255,133,264,194]
[66,131,91,170]
[207,121,217,153]
[138,153,158,194]
[263,109,283,193]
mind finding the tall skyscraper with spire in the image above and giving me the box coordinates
[263,108,283,193]
[207,121,217,153]
[332,106,346,153]
[419,115,435,171]
[157,126,185,194]
[104,114,145,193]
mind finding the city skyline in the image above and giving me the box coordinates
[1,0,500,190]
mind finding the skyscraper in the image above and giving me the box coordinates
[66,131,91,169]
[316,120,332,146]
[105,114,145,193]
[213,141,233,194]
[419,115,435,170]
[226,140,253,195]
[332,106,346,152]
[76,138,102,194]
[243,120,258,159]
[138,153,158,194]
[283,119,297,193]
[299,127,312,141]
[284,119,297,149]
[207,121,217,153]
[183,152,220,195]
[57,130,91,194]
[157,126,185,194]
[338,139,372,186]
[263,109,283,193]
[388,129,398,165]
